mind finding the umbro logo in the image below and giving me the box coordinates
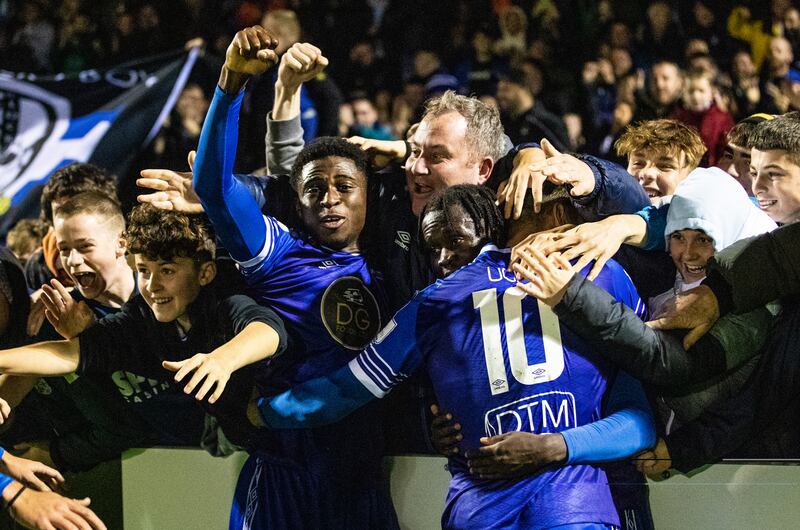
[317,260,340,269]
[394,230,411,251]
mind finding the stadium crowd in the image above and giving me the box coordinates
[1,0,800,529]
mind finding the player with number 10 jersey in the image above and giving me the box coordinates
[259,241,648,529]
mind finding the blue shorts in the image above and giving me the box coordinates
[229,452,399,530]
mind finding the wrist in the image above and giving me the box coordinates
[539,433,568,464]
[218,66,249,95]
[612,214,647,246]
[275,79,301,97]
[209,350,236,374]
[2,482,25,507]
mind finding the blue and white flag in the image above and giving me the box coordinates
[0,48,199,236]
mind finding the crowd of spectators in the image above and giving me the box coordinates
[4,1,800,172]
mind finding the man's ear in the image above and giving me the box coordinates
[198,260,217,286]
[116,236,127,259]
[476,157,494,185]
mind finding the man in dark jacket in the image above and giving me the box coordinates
[496,68,571,150]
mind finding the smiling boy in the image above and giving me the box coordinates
[0,191,169,472]
[615,119,706,201]
[748,114,800,224]
[0,205,288,456]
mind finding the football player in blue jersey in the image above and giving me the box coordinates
[193,26,397,530]
[252,184,656,529]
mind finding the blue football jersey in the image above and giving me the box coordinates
[236,214,384,387]
[349,246,644,529]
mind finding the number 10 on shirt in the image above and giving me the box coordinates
[472,287,566,396]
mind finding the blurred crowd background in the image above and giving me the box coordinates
[1,0,799,172]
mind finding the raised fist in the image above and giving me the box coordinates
[225,25,279,76]
[277,42,329,90]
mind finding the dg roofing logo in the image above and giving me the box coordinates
[320,276,381,350]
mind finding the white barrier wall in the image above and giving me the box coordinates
[119,450,800,529]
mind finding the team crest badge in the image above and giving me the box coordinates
[320,276,381,349]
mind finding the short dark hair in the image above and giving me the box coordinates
[727,113,775,148]
[53,191,125,235]
[289,137,369,189]
[749,114,800,166]
[40,163,117,224]
[419,184,505,248]
[509,182,584,242]
[125,205,215,264]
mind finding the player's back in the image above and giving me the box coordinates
[414,247,640,529]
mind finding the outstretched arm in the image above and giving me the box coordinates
[193,26,279,262]
[255,297,424,428]
[165,320,284,404]
[513,248,727,386]
[267,42,329,174]
[0,339,79,377]
[256,364,377,428]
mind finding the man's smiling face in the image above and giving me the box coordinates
[751,148,800,224]
[406,112,489,216]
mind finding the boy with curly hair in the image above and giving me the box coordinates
[0,205,288,452]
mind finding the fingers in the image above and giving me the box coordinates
[208,378,228,404]
[161,360,184,374]
[195,373,224,403]
[645,316,672,330]
[682,323,711,350]
[431,407,462,455]
[26,471,51,492]
[72,500,106,530]
[0,397,10,423]
[51,280,72,302]
[530,173,543,214]
[63,509,94,530]
[161,357,204,386]
[540,138,561,158]
[136,177,170,192]
[181,360,214,398]
[512,171,534,220]
[187,151,196,171]
[516,247,552,279]
[136,195,175,210]
[27,298,47,337]
[38,464,66,486]
[587,255,608,281]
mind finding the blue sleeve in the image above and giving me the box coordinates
[259,297,425,428]
[299,87,318,143]
[561,371,656,463]
[258,364,376,428]
[635,203,670,251]
[0,447,11,495]
[573,155,650,221]
[0,472,12,496]
[233,173,268,209]
[193,86,270,262]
